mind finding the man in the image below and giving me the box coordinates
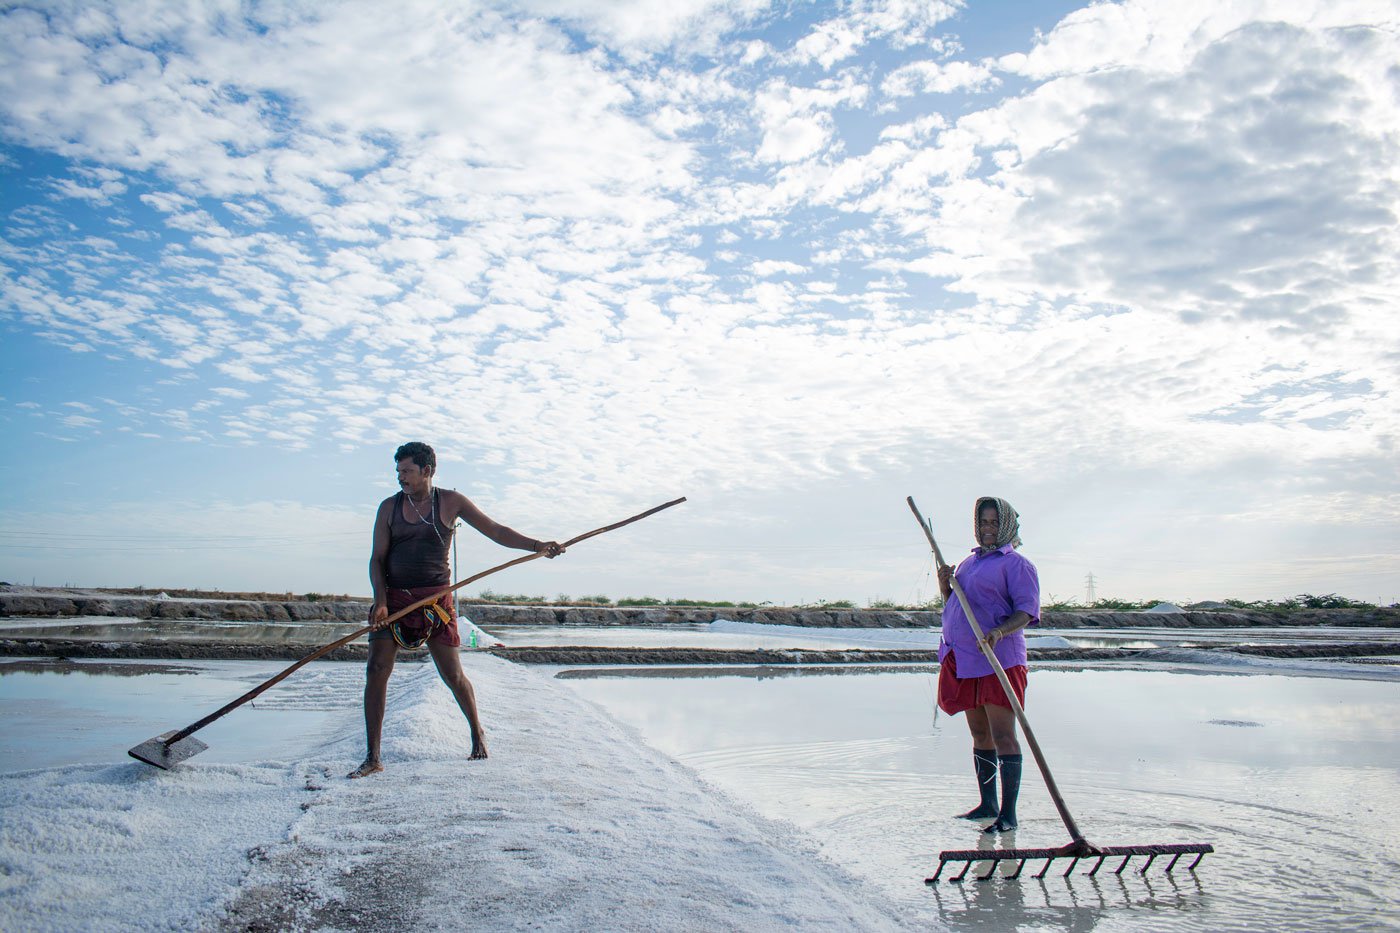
[348,441,563,779]
[936,496,1039,833]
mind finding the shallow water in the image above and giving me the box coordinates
[0,615,359,644]
[9,614,1398,654]
[484,622,918,650]
[559,665,1400,932]
[483,621,1400,651]
[0,658,366,770]
[3,651,1397,930]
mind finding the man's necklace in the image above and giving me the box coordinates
[406,488,447,547]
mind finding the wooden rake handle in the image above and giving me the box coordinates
[907,495,1089,846]
[165,496,688,747]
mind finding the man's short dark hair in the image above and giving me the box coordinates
[395,442,436,471]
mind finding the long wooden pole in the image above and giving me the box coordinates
[161,496,687,748]
[907,496,1091,848]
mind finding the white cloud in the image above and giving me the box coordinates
[752,260,807,277]
[216,361,269,383]
[881,59,995,97]
[929,21,1400,347]
[505,0,771,54]
[139,192,196,213]
[51,176,127,204]
[753,75,869,164]
[1,0,1397,602]
[786,0,961,68]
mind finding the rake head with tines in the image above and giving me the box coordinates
[925,842,1215,884]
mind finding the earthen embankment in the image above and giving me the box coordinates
[2,586,1396,628]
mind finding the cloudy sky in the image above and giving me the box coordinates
[2,0,1397,606]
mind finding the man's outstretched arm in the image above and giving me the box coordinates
[447,490,564,556]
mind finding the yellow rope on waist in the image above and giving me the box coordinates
[391,599,451,649]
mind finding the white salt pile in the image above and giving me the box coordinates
[0,655,905,931]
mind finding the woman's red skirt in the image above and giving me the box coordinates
[937,650,1027,715]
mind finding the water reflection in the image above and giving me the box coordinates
[558,664,1400,931]
[5,616,1397,658]
[484,623,909,651]
[0,658,205,677]
[0,659,362,771]
[554,663,940,680]
[0,616,362,645]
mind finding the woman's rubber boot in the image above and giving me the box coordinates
[958,749,999,820]
[984,753,1022,833]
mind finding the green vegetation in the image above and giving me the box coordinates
[104,585,360,602]
[463,590,1388,612]
[471,589,549,605]
[613,597,763,608]
[864,596,944,610]
[1042,596,1166,612]
[5,582,1386,610]
[549,594,614,605]
[1040,593,1385,612]
[668,598,763,608]
[1222,593,1380,610]
[469,592,930,610]
[447,590,1390,611]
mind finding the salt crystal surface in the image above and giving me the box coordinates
[0,655,903,931]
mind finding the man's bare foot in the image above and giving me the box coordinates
[469,729,488,760]
[347,757,384,779]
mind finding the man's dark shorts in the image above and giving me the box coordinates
[369,585,461,647]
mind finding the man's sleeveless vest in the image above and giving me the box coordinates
[386,490,453,588]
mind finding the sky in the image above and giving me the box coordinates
[1,0,1397,606]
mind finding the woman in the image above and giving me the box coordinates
[936,496,1040,833]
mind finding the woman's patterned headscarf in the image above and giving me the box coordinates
[975,497,1022,551]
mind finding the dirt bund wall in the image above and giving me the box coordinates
[2,589,1398,628]
[3,640,1396,666]
[0,592,369,624]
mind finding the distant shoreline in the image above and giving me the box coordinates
[2,583,1398,668]
[2,584,1397,630]
[3,640,1398,668]
[3,583,1391,615]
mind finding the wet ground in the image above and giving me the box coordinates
[559,662,1400,932]
[2,632,1397,931]
[4,615,1398,661]
[0,658,368,770]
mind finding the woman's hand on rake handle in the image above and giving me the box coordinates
[937,564,954,599]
